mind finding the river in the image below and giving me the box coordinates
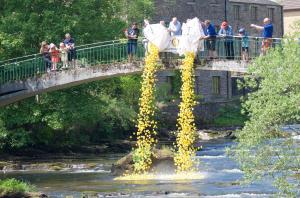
[0,138,284,198]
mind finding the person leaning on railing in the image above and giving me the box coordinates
[219,21,234,60]
[250,18,273,55]
[39,41,52,73]
[200,20,217,60]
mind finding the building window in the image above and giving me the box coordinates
[251,6,258,21]
[268,8,275,21]
[212,76,221,95]
[166,76,174,94]
[233,5,240,20]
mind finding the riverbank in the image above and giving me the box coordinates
[0,178,47,198]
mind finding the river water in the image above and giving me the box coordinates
[0,138,283,198]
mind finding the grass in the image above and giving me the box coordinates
[0,178,35,197]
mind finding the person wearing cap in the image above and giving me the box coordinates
[238,28,249,62]
[200,20,217,60]
[219,21,234,60]
[125,22,140,63]
[251,18,273,55]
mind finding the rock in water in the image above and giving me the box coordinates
[198,129,235,140]
[111,148,174,176]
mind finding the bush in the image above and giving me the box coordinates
[212,104,248,127]
[0,178,35,197]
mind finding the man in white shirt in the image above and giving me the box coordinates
[168,17,182,36]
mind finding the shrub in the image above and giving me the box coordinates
[0,178,35,197]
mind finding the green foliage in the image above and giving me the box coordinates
[0,76,140,152]
[212,104,248,127]
[119,0,154,22]
[0,0,154,60]
[230,36,300,196]
[0,178,35,197]
[0,0,154,152]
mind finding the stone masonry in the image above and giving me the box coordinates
[153,0,283,38]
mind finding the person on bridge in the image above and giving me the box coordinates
[219,21,234,60]
[59,42,69,69]
[49,43,60,71]
[64,33,76,68]
[238,28,249,62]
[125,22,140,63]
[200,20,217,60]
[168,17,182,36]
[250,18,273,55]
[40,41,52,73]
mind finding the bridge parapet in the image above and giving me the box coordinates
[0,37,282,86]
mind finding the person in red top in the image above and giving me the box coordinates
[49,43,60,71]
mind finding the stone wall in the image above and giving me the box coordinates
[156,69,232,103]
[157,100,236,133]
[153,0,283,38]
[284,10,300,35]
[227,1,283,38]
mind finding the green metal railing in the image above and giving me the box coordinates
[0,37,282,85]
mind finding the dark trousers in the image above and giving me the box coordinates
[225,41,234,60]
[42,55,52,70]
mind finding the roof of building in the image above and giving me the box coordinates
[229,0,280,6]
[282,0,300,11]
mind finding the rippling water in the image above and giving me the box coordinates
[0,139,278,198]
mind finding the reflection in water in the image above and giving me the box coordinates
[0,139,278,197]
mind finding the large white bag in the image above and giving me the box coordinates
[143,24,171,52]
[178,17,205,55]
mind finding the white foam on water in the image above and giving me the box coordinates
[221,169,243,173]
[292,135,300,140]
[201,193,273,198]
[71,169,110,173]
[197,155,226,159]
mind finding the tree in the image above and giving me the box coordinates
[0,0,155,152]
[230,35,300,197]
[0,0,154,60]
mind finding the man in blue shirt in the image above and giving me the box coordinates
[251,18,273,55]
[201,20,217,59]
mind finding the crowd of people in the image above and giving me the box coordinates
[124,17,274,62]
[40,17,274,71]
[40,33,76,72]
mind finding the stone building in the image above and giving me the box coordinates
[282,0,300,34]
[153,0,283,38]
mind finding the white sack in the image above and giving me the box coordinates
[178,17,205,56]
[143,24,171,52]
